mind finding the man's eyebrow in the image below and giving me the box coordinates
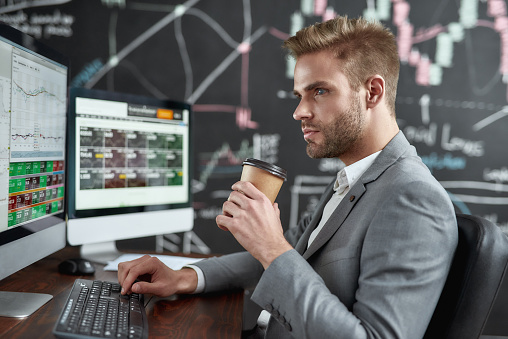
[293,81,329,96]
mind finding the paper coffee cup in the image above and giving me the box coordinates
[240,158,287,203]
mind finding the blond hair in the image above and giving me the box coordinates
[283,16,400,114]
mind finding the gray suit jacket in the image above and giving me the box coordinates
[195,132,458,339]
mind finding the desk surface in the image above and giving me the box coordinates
[0,246,244,338]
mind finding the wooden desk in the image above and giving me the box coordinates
[0,246,244,338]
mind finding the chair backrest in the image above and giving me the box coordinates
[424,214,508,339]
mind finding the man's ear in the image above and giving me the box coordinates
[365,75,385,109]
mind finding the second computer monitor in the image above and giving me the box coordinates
[66,88,193,262]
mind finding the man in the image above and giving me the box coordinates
[118,16,458,338]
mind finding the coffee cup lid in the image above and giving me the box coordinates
[242,158,287,181]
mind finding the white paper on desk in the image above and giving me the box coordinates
[103,253,203,271]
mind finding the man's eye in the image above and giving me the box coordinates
[316,88,326,95]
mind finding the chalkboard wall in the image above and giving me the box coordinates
[2,0,507,254]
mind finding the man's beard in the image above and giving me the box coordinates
[305,93,365,159]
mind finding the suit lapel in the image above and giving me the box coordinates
[294,182,335,255]
[303,184,366,259]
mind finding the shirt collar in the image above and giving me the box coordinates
[333,151,381,192]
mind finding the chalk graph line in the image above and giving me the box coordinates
[473,106,508,131]
[442,180,508,207]
[105,10,167,100]
[440,180,508,192]
[85,0,266,130]
[186,25,267,105]
[451,194,508,205]
[465,27,503,97]
[88,0,254,99]
[85,0,201,89]
[174,15,192,100]
[176,5,249,99]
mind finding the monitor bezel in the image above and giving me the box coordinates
[0,21,69,281]
[66,87,194,221]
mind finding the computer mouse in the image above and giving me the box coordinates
[58,258,95,276]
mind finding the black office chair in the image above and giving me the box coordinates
[424,214,508,339]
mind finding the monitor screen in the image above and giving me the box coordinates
[0,22,68,283]
[66,88,194,261]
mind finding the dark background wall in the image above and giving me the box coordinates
[2,0,507,256]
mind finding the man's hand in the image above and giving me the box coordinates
[118,255,198,297]
[216,181,293,269]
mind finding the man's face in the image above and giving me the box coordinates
[292,50,366,160]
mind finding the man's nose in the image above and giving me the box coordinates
[293,100,312,121]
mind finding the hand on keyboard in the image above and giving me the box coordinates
[53,279,148,339]
[117,254,198,297]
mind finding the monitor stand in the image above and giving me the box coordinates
[80,241,123,264]
[0,291,52,318]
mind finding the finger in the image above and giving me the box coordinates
[119,255,154,294]
[232,181,265,201]
[118,255,151,287]
[226,190,247,206]
[131,280,166,296]
[118,255,150,281]
[216,214,231,231]
[222,197,241,215]
[134,273,177,297]
[231,181,250,195]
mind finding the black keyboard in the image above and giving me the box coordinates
[53,279,148,339]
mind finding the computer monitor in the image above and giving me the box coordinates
[0,22,69,316]
[66,87,194,263]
